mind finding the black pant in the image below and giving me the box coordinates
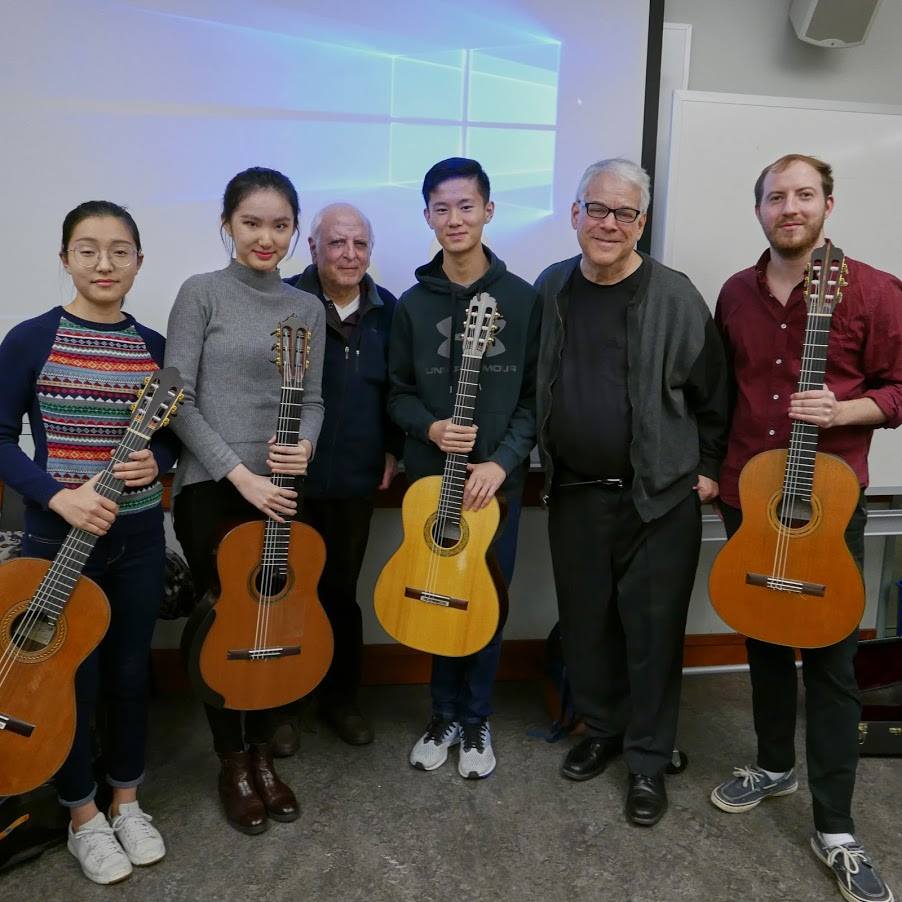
[173,480,301,754]
[720,496,866,834]
[22,511,164,806]
[548,484,702,776]
[299,496,374,703]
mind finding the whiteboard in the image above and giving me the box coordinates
[660,90,902,492]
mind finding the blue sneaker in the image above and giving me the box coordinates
[810,835,894,902]
[710,764,798,813]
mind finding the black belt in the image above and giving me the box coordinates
[556,476,627,490]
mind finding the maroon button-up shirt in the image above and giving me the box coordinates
[715,249,902,508]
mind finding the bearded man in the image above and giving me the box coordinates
[710,154,902,902]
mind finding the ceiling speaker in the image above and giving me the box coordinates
[790,0,884,47]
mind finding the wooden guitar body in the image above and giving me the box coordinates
[193,520,332,710]
[0,558,110,796]
[374,475,502,657]
[709,449,864,648]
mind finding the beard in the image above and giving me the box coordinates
[763,211,827,259]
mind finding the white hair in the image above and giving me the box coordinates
[575,158,651,213]
[309,203,374,247]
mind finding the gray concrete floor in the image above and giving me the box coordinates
[1,673,899,902]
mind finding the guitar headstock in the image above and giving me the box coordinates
[273,315,309,387]
[462,293,500,359]
[131,367,184,435]
[803,240,847,316]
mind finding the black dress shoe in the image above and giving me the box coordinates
[321,701,374,746]
[560,735,622,781]
[626,773,668,826]
[271,717,300,758]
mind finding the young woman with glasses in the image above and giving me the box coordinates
[0,201,178,884]
[164,167,325,836]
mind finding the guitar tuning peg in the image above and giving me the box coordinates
[130,401,138,412]
[143,375,151,385]
[162,417,170,427]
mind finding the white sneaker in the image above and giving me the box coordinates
[458,719,496,779]
[67,811,132,885]
[409,715,460,771]
[110,800,166,866]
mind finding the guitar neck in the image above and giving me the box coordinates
[783,305,833,502]
[33,424,153,624]
[437,354,483,525]
[263,381,304,573]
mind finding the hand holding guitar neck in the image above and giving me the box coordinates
[428,419,477,453]
[48,473,118,536]
[267,435,311,475]
[228,465,298,522]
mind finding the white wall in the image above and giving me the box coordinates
[663,0,902,103]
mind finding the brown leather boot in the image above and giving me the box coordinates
[217,751,268,835]
[249,743,299,823]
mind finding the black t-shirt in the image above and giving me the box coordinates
[549,260,646,479]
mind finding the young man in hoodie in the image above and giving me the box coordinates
[388,157,540,779]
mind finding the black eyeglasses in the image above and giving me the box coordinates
[581,202,642,223]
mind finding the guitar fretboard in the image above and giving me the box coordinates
[436,353,483,526]
[33,426,150,624]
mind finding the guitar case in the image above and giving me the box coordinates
[855,636,902,756]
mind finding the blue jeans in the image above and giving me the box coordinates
[430,493,523,723]
[22,509,165,807]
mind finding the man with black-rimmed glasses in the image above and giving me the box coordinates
[534,157,728,826]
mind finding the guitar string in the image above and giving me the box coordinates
[426,301,486,600]
[255,347,292,655]
[773,257,837,586]
[255,339,304,655]
[0,409,155,692]
[773,267,820,584]
[785,261,837,584]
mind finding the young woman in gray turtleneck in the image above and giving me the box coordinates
[164,167,324,835]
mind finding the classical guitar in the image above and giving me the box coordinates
[188,316,333,710]
[709,241,864,648]
[0,368,183,796]
[374,293,505,657]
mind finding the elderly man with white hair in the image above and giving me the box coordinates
[534,158,728,826]
[282,203,401,749]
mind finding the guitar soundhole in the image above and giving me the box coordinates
[9,609,57,652]
[253,568,288,600]
[777,496,814,530]
[431,520,462,549]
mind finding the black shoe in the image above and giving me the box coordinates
[626,773,668,827]
[320,700,374,746]
[560,735,622,782]
[271,717,300,758]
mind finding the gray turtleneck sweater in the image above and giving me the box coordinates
[164,259,325,496]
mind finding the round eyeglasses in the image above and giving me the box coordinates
[581,202,642,224]
[67,244,138,270]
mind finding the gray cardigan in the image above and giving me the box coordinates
[534,253,728,522]
[164,259,325,496]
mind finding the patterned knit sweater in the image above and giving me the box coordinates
[0,307,179,533]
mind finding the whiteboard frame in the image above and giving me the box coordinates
[661,89,902,494]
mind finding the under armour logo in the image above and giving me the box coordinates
[435,315,507,359]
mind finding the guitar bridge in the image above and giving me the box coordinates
[226,646,301,660]
[0,711,35,737]
[405,588,469,611]
[746,573,826,597]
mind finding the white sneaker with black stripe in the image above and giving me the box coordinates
[409,715,460,771]
[458,719,495,779]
